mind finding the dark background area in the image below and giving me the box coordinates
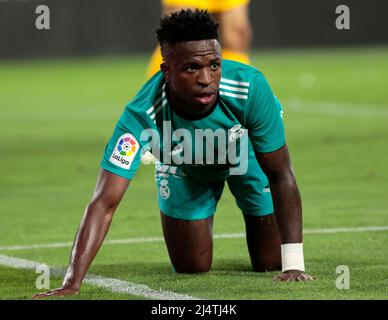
[0,0,387,59]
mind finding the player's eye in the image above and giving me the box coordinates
[186,65,199,72]
[210,63,219,71]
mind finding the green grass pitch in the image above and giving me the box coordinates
[0,47,388,300]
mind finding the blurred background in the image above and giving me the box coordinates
[0,0,388,299]
[1,0,388,58]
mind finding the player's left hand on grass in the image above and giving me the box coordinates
[273,270,314,282]
[32,287,80,299]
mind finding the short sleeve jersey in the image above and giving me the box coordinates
[100,59,285,180]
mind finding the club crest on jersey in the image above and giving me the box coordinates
[229,125,246,143]
[159,179,170,200]
[109,133,139,169]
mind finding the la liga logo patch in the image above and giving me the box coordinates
[118,135,137,156]
[109,133,139,169]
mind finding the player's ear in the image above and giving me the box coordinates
[161,62,170,82]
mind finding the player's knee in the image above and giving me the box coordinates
[173,260,211,274]
[221,22,252,52]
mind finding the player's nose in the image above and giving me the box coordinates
[197,67,213,86]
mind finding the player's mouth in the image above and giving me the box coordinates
[194,92,215,105]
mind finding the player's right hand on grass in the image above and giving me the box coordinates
[32,287,80,299]
[273,270,314,282]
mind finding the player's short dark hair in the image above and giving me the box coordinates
[156,9,219,46]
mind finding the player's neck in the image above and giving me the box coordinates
[166,85,217,121]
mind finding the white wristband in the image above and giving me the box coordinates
[281,243,305,272]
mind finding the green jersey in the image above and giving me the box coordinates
[101,59,285,181]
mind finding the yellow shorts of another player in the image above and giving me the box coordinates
[162,0,249,12]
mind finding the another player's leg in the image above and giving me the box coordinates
[147,46,164,78]
[214,3,252,64]
[147,4,191,77]
[243,213,281,271]
[161,213,213,273]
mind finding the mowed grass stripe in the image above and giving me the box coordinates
[0,254,200,300]
[1,226,387,252]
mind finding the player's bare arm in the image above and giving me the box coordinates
[32,169,130,298]
[255,144,313,281]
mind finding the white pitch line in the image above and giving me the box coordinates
[0,254,199,300]
[304,226,388,234]
[1,226,388,252]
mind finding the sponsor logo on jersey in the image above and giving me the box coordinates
[263,185,271,193]
[109,133,139,169]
